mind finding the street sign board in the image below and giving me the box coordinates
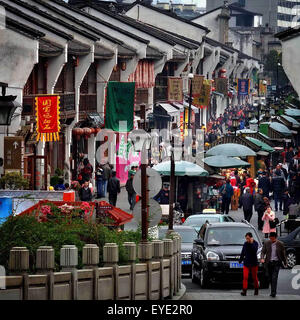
[4,136,24,173]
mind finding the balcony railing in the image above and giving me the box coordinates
[79,93,97,115]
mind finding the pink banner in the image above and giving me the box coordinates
[116,132,141,184]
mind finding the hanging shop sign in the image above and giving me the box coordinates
[4,136,24,173]
[194,79,211,108]
[191,75,204,96]
[191,75,204,108]
[259,80,267,96]
[215,78,228,95]
[35,95,60,142]
[168,77,183,102]
[237,79,250,96]
[105,82,135,132]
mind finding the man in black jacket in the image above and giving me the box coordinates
[102,162,112,197]
[107,171,120,207]
[258,172,271,199]
[239,188,254,222]
[125,172,136,210]
[254,188,265,231]
[271,170,286,211]
[78,180,92,202]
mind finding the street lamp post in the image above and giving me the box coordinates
[232,116,239,138]
[188,73,194,131]
[277,62,280,99]
[140,104,149,242]
[0,82,20,126]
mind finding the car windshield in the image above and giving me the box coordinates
[206,227,259,246]
[158,229,198,243]
[184,216,220,227]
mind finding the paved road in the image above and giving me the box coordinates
[181,268,300,300]
[109,188,300,299]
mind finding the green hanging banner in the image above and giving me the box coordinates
[105,81,135,132]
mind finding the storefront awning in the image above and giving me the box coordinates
[159,103,180,116]
[245,137,274,153]
[281,115,300,128]
[270,122,292,136]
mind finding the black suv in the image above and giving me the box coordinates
[191,222,268,288]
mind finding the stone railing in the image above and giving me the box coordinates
[0,237,182,300]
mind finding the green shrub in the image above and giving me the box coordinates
[0,214,142,272]
[0,172,29,190]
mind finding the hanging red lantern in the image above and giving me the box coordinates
[72,128,83,141]
[220,68,227,73]
[83,127,92,139]
[211,87,216,92]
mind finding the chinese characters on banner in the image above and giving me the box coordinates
[191,75,204,108]
[194,79,211,108]
[35,95,60,142]
[215,78,228,95]
[168,77,183,102]
[237,79,250,96]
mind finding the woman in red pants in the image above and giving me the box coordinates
[239,232,259,296]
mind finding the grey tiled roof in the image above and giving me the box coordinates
[5,17,45,39]
[6,0,99,41]
[0,0,73,40]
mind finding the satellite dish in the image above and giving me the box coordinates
[132,199,162,228]
[133,168,162,198]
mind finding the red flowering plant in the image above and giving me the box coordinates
[40,205,52,222]
[80,202,91,221]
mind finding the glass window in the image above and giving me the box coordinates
[184,216,220,227]
[206,227,259,246]
[294,232,300,240]
[158,228,198,243]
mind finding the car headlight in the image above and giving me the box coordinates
[206,251,220,261]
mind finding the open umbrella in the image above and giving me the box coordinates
[152,160,209,176]
[204,155,251,168]
[206,143,256,157]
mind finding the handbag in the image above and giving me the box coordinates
[269,217,279,229]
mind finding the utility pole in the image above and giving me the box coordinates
[168,124,176,232]
[140,104,149,242]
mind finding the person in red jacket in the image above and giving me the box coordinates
[246,174,256,195]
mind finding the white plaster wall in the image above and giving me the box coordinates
[0,29,38,89]
[192,9,221,42]
[281,37,300,97]
[126,4,207,43]
[83,7,175,61]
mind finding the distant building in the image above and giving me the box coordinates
[206,0,300,32]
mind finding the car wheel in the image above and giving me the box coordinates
[200,268,210,289]
[286,252,297,269]
[191,264,200,284]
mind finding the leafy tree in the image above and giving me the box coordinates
[263,50,289,87]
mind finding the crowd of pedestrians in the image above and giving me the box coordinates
[204,104,255,145]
